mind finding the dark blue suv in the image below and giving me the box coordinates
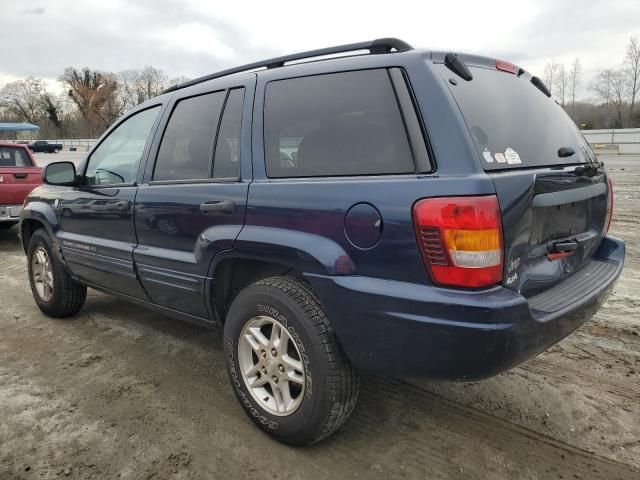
[20,39,625,445]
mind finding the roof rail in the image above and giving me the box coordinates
[163,37,413,94]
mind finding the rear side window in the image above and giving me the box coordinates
[264,69,419,178]
[154,91,225,181]
[0,147,31,167]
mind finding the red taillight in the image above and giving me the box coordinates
[496,59,517,74]
[605,176,614,233]
[412,196,504,288]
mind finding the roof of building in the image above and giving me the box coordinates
[0,122,40,132]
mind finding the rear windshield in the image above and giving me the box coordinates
[0,146,32,167]
[438,65,593,170]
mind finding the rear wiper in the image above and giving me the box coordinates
[530,76,551,97]
[558,147,575,158]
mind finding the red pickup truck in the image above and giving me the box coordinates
[0,143,42,229]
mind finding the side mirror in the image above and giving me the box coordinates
[43,161,77,186]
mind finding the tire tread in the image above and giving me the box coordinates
[252,276,359,444]
[28,229,86,318]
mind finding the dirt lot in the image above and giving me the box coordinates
[0,155,638,479]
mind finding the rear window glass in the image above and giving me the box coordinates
[264,69,415,178]
[438,65,592,170]
[0,147,32,167]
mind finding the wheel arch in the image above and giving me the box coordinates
[205,226,356,324]
[20,212,54,254]
[209,256,306,326]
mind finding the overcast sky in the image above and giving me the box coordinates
[1,0,639,99]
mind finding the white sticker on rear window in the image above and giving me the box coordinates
[504,148,522,164]
[482,149,494,163]
[495,152,507,163]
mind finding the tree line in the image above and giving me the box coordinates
[543,36,640,129]
[1,36,639,139]
[0,67,188,138]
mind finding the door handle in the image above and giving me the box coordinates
[200,200,235,215]
[13,173,28,179]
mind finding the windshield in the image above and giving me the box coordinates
[438,64,594,170]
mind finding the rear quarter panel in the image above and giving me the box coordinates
[242,51,492,285]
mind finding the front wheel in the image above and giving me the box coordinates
[224,277,359,445]
[27,229,86,317]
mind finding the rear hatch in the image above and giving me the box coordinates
[435,59,611,297]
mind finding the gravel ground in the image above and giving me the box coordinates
[0,154,638,479]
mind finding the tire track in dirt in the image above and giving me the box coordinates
[521,358,639,402]
[2,281,638,480]
[362,376,640,480]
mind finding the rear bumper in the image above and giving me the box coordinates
[306,235,625,380]
[0,205,22,222]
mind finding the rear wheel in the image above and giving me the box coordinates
[27,229,86,317]
[224,276,359,445]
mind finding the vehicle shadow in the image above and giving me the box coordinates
[0,225,21,251]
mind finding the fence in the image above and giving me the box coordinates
[8,130,640,155]
[581,128,640,155]
[46,139,97,151]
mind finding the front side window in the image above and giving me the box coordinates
[264,69,416,178]
[85,106,160,186]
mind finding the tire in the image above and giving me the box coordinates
[224,276,359,445]
[27,229,86,318]
[0,222,17,230]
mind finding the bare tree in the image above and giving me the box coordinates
[543,60,560,98]
[0,77,48,123]
[117,70,141,111]
[590,69,626,128]
[624,36,640,122]
[118,67,172,110]
[554,63,568,107]
[138,66,168,100]
[168,76,190,88]
[59,67,120,136]
[568,58,581,108]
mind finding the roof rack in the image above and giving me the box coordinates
[163,37,413,94]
